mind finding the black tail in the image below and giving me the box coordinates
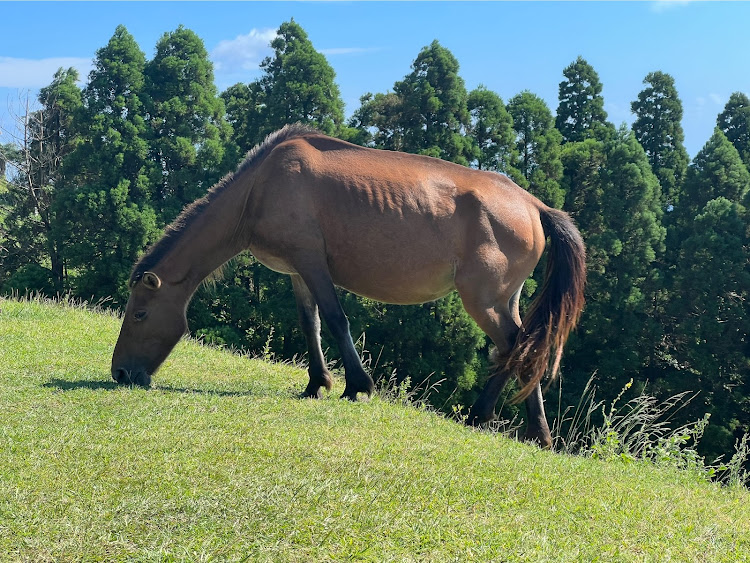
[508,207,586,401]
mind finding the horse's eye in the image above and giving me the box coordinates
[134,310,148,322]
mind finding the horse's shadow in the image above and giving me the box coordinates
[44,378,118,392]
[43,378,261,398]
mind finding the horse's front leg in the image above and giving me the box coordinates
[294,267,374,401]
[291,275,333,398]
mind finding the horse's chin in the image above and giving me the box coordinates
[112,367,152,388]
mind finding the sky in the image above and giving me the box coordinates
[1,1,749,158]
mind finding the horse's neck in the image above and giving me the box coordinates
[158,183,249,291]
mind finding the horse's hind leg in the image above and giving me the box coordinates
[291,274,333,398]
[461,290,520,427]
[460,283,553,448]
[294,266,375,400]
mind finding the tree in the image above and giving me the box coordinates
[670,196,749,458]
[221,81,266,154]
[349,92,406,151]
[145,25,235,224]
[507,91,564,208]
[392,40,473,164]
[56,26,157,302]
[664,131,750,448]
[466,86,521,182]
[563,129,666,401]
[677,129,749,221]
[631,71,689,207]
[258,20,344,137]
[717,92,750,169]
[0,69,81,294]
[556,56,611,143]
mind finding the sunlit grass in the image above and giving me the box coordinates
[1,296,749,561]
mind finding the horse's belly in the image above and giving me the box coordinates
[329,257,457,305]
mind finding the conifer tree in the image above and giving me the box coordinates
[555,56,612,143]
[563,129,666,395]
[677,129,749,219]
[717,92,750,169]
[507,91,564,208]
[258,20,345,137]
[393,40,473,164]
[145,26,234,223]
[631,71,689,206]
[57,26,157,302]
[466,86,521,182]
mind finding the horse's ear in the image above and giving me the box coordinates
[142,271,162,290]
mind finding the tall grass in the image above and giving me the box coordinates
[550,375,749,488]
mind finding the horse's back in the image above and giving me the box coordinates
[248,132,545,304]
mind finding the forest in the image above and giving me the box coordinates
[1,21,748,461]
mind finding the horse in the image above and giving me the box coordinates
[111,124,586,447]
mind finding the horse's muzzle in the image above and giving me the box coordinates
[111,366,152,387]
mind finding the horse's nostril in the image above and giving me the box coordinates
[112,368,131,384]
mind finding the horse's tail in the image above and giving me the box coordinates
[509,206,586,402]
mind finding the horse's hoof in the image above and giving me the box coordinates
[522,430,553,450]
[466,411,496,427]
[300,387,324,399]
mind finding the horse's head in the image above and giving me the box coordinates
[111,271,189,387]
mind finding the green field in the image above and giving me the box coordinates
[1,297,748,562]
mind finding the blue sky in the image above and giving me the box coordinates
[1,1,749,158]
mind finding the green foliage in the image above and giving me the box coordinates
[259,20,345,137]
[507,91,565,208]
[56,26,157,304]
[466,85,522,182]
[562,129,665,401]
[555,56,612,143]
[631,71,689,206]
[0,68,81,295]
[718,91,750,168]
[145,25,235,224]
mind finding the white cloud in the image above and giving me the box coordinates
[650,0,693,13]
[0,56,92,88]
[210,28,277,74]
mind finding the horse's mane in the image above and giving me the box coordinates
[130,123,320,283]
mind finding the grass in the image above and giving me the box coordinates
[1,296,750,562]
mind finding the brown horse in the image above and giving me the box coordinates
[112,124,585,447]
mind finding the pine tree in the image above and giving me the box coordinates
[672,197,749,457]
[507,91,564,208]
[145,25,234,224]
[221,81,266,154]
[349,92,406,151]
[555,56,612,143]
[631,71,689,206]
[717,92,750,169]
[662,130,750,457]
[258,20,344,137]
[57,26,158,302]
[466,86,521,182]
[393,40,473,164]
[564,129,666,397]
[678,129,749,219]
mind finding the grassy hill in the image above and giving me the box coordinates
[1,296,749,562]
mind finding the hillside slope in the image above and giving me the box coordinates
[1,297,749,562]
